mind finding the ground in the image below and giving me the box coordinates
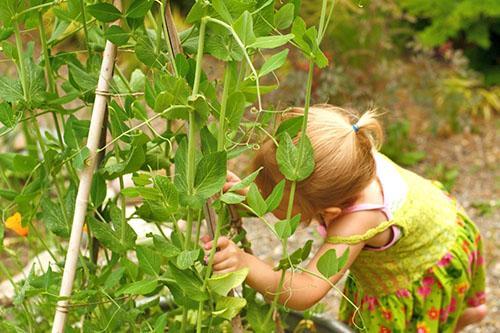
[243,119,499,332]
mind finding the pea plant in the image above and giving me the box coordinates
[0,0,348,332]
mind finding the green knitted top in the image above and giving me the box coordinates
[326,155,458,296]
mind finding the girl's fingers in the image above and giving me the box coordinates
[203,236,229,251]
[213,249,229,264]
[213,258,236,271]
[213,267,236,275]
[227,171,241,183]
[216,236,229,249]
[223,182,237,192]
[201,235,211,243]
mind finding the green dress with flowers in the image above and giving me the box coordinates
[327,154,486,333]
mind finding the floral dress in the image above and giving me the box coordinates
[326,154,486,333]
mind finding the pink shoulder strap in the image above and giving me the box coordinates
[343,203,391,220]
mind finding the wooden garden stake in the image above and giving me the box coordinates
[51,2,120,331]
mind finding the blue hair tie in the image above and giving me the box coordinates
[352,124,360,133]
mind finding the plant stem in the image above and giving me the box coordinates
[38,15,65,148]
[196,61,233,332]
[180,19,207,332]
[192,19,206,96]
[13,21,28,102]
[286,181,297,220]
[180,308,188,333]
[263,57,315,330]
[317,0,329,44]
[217,63,232,151]
[295,61,315,171]
[79,0,92,59]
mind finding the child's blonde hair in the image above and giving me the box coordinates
[254,104,383,222]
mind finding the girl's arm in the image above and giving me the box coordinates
[203,211,377,310]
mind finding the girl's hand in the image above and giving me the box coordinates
[223,171,244,193]
[202,235,248,274]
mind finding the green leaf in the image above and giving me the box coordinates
[189,95,210,127]
[0,26,14,42]
[152,234,181,258]
[208,268,248,296]
[87,205,136,254]
[194,151,227,199]
[276,115,303,138]
[104,267,125,289]
[185,1,207,24]
[296,135,315,180]
[137,245,161,276]
[154,313,168,333]
[291,17,310,53]
[0,188,18,201]
[41,199,69,238]
[104,25,129,46]
[200,126,217,155]
[317,248,349,279]
[154,76,191,118]
[135,37,163,68]
[102,133,149,179]
[0,76,23,102]
[248,34,294,49]
[213,296,246,320]
[259,49,289,77]
[133,176,179,221]
[13,154,37,174]
[277,239,313,270]
[247,183,267,216]
[174,138,188,194]
[233,11,256,46]
[212,0,233,23]
[301,239,313,261]
[90,173,107,207]
[88,218,123,254]
[226,92,246,130]
[116,279,158,296]
[276,132,314,181]
[276,132,298,181]
[126,0,153,18]
[122,187,160,200]
[338,247,350,271]
[24,55,45,105]
[265,179,285,212]
[205,33,244,62]
[87,3,122,22]
[220,192,245,204]
[176,249,200,270]
[275,3,294,29]
[0,102,18,128]
[274,214,300,239]
[166,262,207,302]
[229,167,262,192]
[72,147,90,170]
[64,116,90,149]
[67,61,97,92]
[302,26,328,68]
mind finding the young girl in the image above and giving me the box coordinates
[202,105,487,332]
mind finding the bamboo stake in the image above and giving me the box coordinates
[51,2,120,331]
[164,0,183,56]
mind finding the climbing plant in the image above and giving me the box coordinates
[0,0,346,332]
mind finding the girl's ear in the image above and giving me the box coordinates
[322,207,342,223]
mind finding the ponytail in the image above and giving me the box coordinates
[352,109,384,150]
